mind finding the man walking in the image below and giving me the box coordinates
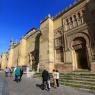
[42,69,50,91]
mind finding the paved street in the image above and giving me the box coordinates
[0,73,95,95]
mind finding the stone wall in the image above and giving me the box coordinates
[39,16,55,72]
[1,53,8,69]
[8,43,19,68]
[55,63,73,73]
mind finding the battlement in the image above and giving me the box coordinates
[53,0,84,20]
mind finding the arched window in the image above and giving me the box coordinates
[65,19,69,30]
[70,17,73,22]
[66,19,69,25]
[69,17,73,29]
[73,15,78,27]
[78,12,81,18]
[77,12,82,25]
[64,19,69,31]
[74,15,77,21]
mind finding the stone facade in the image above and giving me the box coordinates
[53,0,95,72]
[1,0,95,72]
[8,42,19,68]
[1,53,8,69]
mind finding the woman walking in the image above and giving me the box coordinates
[56,70,59,87]
[15,66,21,82]
[52,69,57,88]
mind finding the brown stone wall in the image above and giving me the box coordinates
[55,63,73,73]
[91,63,95,72]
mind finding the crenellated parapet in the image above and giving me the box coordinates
[53,0,85,20]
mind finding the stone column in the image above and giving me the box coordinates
[69,17,73,29]
[68,18,71,29]
[63,19,69,31]
[80,10,84,24]
[72,49,78,71]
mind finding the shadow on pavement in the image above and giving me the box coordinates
[36,84,44,90]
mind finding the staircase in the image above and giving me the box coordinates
[33,70,95,92]
[60,70,95,92]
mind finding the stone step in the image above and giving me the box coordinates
[60,74,95,78]
[60,76,95,80]
[60,82,95,91]
[60,73,95,76]
[33,73,95,80]
[60,74,95,79]
[33,71,95,92]
[60,79,95,86]
[60,77,95,82]
[59,71,95,92]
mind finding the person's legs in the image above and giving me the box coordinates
[54,79,57,88]
[5,72,7,77]
[42,80,45,90]
[18,75,20,82]
[6,72,8,77]
[16,75,20,82]
[56,79,59,87]
[10,72,12,77]
[20,75,22,81]
[15,75,17,81]
[8,72,10,77]
[48,80,51,89]
[46,80,50,90]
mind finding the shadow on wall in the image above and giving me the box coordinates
[32,31,41,71]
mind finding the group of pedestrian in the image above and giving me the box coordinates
[5,66,59,89]
[5,66,23,82]
[14,66,23,82]
[41,69,59,91]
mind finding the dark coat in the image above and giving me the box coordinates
[42,70,50,81]
[20,69,23,76]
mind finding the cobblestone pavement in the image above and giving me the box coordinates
[0,73,95,95]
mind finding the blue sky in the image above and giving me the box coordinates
[0,0,75,54]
